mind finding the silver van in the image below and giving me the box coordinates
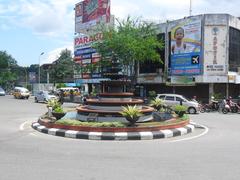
[156,93,200,114]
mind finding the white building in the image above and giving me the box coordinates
[137,14,240,102]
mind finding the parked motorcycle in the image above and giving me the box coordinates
[222,104,239,114]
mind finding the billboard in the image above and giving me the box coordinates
[203,25,227,76]
[29,72,36,83]
[75,0,110,33]
[169,17,202,76]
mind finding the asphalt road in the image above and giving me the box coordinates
[0,95,240,180]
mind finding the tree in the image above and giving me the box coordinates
[50,49,74,83]
[0,51,18,91]
[94,16,164,85]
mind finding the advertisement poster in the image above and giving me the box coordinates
[75,0,110,32]
[29,72,36,83]
[170,17,202,76]
[203,25,227,76]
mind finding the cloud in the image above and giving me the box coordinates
[0,0,78,38]
[41,45,74,65]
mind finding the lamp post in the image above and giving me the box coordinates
[189,0,192,16]
[38,52,44,91]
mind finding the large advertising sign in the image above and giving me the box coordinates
[169,17,202,76]
[203,25,227,76]
[29,72,36,83]
[74,33,102,79]
[75,0,110,32]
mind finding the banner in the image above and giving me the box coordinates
[170,17,202,76]
[75,0,110,32]
[203,26,227,75]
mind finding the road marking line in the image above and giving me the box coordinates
[19,121,30,131]
[170,124,209,142]
[29,132,37,136]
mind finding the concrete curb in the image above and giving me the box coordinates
[32,122,196,140]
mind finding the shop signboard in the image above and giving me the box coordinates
[74,47,96,56]
[203,25,227,76]
[169,16,202,76]
[167,76,195,86]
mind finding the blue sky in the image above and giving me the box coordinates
[0,0,239,66]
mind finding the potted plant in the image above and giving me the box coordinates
[149,98,165,111]
[47,99,66,120]
[120,105,143,126]
[172,105,187,117]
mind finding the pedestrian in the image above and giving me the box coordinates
[59,90,64,105]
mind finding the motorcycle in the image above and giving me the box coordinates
[222,103,239,114]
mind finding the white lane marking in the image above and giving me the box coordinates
[19,121,30,131]
[29,133,37,136]
[170,124,209,142]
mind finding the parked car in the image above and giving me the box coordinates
[13,87,30,99]
[156,93,200,114]
[35,91,58,103]
[0,87,6,96]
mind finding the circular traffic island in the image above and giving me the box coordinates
[32,114,195,140]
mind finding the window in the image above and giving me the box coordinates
[176,97,183,102]
[229,27,240,72]
[165,96,174,101]
[158,95,166,99]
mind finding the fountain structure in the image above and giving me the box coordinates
[76,58,154,122]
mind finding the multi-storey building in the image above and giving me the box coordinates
[137,14,240,102]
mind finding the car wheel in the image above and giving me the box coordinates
[188,107,196,114]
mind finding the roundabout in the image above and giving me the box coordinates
[32,116,196,140]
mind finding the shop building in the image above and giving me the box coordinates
[137,14,240,102]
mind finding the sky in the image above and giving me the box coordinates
[0,0,240,67]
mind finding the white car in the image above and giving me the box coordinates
[156,93,199,114]
[0,87,6,96]
[35,91,58,103]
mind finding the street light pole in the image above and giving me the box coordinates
[38,52,44,91]
[189,0,192,16]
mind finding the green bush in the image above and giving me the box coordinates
[172,105,187,117]
[56,119,126,127]
[47,99,64,113]
[173,105,187,112]
[56,83,66,89]
[54,106,64,113]
[148,90,156,99]
[120,105,143,126]
[149,98,165,111]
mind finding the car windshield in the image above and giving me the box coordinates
[181,95,190,101]
[0,87,4,91]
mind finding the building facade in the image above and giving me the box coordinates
[137,14,240,102]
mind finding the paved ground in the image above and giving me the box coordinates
[1,95,240,180]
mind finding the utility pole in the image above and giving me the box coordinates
[190,0,192,16]
[38,52,44,91]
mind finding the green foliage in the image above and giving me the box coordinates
[148,90,156,99]
[47,99,63,112]
[150,98,165,110]
[56,83,66,89]
[49,49,74,83]
[173,105,188,112]
[0,51,18,89]
[120,105,143,125]
[172,105,187,117]
[56,119,126,127]
[94,16,164,78]
[53,106,64,113]
[212,93,223,100]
